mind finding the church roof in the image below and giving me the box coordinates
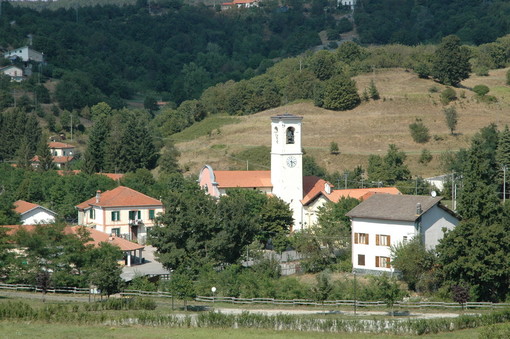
[76,186,163,210]
[213,171,272,188]
[301,176,334,205]
[327,187,401,201]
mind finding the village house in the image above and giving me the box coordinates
[199,114,401,230]
[13,200,56,225]
[346,194,459,274]
[221,0,259,10]
[0,65,24,81]
[76,186,164,244]
[2,225,144,267]
[3,46,44,62]
[31,141,76,169]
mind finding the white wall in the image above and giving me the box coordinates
[420,205,458,249]
[352,218,418,272]
[21,208,55,225]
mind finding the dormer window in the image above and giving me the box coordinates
[286,127,295,144]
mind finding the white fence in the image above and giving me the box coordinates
[2,283,510,309]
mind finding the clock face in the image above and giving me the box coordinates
[286,156,297,168]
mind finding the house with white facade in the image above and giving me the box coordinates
[221,0,259,10]
[346,194,459,274]
[14,200,56,225]
[76,186,164,244]
[3,46,44,62]
[0,65,24,81]
[32,141,76,169]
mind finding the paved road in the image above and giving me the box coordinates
[121,245,170,281]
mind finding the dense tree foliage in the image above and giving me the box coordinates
[432,35,471,86]
[355,0,510,45]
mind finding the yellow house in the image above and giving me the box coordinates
[76,186,164,244]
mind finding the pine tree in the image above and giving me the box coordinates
[36,139,54,171]
[496,125,510,168]
[16,138,33,170]
[158,140,181,174]
[368,80,380,100]
[87,115,110,172]
[81,149,97,175]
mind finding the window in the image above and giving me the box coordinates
[375,256,391,268]
[111,228,120,236]
[129,210,141,220]
[357,254,365,266]
[89,209,95,219]
[286,127,295,144]
[403,236,408,244]
[149,209,155,220]
[376,234,391,246]
[111,211,120,221]
[354,232,369,245]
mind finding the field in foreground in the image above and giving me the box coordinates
[0,321,484,339]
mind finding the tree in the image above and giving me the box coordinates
[457,125,501,224]
[320,75,361,111]
[329,141,339,155]
[391,237,435,292]
[86,115,110,172]
[419,149,433,165]
[368,80,380,100]
[15,139,33,170]
[168,268,196,311]
[36,139,54,171]
[158,140,181,174]
[383,144,410,185]
[89,243,124,298]
[143,95,159,115]
[311,50,336,81]
[443,106,458,135]
[258,195,293,252]
[473,84,490,97]
[496,125,510,169]
[409,118,430,143]
[311,271,332,304]
[432,35,471,86]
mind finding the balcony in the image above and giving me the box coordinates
[129,219,143,226]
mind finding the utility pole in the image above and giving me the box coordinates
[503,165,507,202]
[344,172,348,189]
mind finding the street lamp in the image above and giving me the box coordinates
[211,286,217,305]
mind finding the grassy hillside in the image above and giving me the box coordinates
[175,67,510,179]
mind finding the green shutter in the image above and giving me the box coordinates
[149,210,155,220]
[137,211,141,219]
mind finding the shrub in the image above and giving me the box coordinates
[414,63,430,78]
[409,118,430,143]
[507,69,510,85]
[330,141,340,154]
[428,86,439,93]
[419,149,433,164]
[440,87,456,105]
[473,84,490,97]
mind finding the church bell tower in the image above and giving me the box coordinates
[270,114,304,229]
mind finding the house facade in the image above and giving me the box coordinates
[32,141,75,169]
[76,186,164,244]
[14,200,56,225]
[3,46,44,62]
[346,194,459,274]
[221,0,259,10]
[0,65,24,81]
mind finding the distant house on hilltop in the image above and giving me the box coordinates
[76,186,164,244]
[346,194,459,274]
[221,0,259,10]
[3,46,44,63]
[14,200,56,225]
[31,142,76,169]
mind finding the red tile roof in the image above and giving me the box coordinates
[327,187,401,202]
[301,176,334,205]
[31,155,74,163]
[13,200,40,214]
[49,142,74,149]
[76,186,163,210]
[2,225,143,252]
[55,170,124,181]
[214,171,272,189]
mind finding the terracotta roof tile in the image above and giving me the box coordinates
[328,187,401,201]
[13,200,40,214]
[76,186,163,210]
[48,142,74,149]
[301,176,334,205]
[214,171,272,188]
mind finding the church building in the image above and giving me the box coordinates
[198,114,400,231]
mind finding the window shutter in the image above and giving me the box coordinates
[111,211,115,221]
[137,211,141,219]
[354,233,359,244]
[375,256,380,267]
[386,258,391,268]
[387,235,391,245]
[366,234,369,245]
[376,234,380,246]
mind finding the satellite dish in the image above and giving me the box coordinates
[431,190,437,197]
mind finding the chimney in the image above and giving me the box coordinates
[95,190,101,203]
[416,203,422,215]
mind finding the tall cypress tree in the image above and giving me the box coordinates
[36,139,54,171]
[86,115,110,172]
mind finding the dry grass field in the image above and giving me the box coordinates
[176,68,510,178]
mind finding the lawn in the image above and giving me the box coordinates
[0,321,484,339]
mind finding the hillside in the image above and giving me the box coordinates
[175,67,510,179]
